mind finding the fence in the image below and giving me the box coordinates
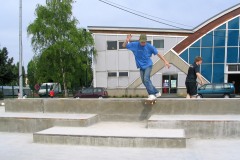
[0,86,31,98]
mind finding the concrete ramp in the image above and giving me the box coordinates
[33,122,186,148]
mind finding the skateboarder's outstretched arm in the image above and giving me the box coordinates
[122,34,132,48]
[157,53,171,68]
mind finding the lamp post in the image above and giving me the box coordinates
[19,0,23,98]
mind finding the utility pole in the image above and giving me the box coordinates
[19,0,23,98]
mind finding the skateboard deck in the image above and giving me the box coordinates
[144,99,157,105]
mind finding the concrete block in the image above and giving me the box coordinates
[148,115,240,138]
[33,126,186,148]
[0,113,98,132]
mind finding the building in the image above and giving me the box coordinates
[88,4,240,97]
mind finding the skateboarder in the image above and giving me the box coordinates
[122,34,171,100]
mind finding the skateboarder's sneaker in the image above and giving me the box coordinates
[155,92,162,98]
[147,95,156,100]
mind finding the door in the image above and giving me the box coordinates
[162,74,178,94]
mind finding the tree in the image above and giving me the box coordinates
[27,0,94,97]
[27,57,38,90]
[0,47,18,85]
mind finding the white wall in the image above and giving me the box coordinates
[93,33,186,89]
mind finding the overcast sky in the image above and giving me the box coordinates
[0,0,239,70]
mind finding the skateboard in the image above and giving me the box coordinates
[144,99,157,105]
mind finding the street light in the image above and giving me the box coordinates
[19,0,23,98]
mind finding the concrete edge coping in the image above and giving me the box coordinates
[34,126,186,138]
[0,113,98,120]
[149,115,240,121]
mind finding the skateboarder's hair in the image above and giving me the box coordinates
[194,56,202,62]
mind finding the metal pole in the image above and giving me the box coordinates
[19,0,23,98]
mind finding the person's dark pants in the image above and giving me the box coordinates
[185,81,198,96]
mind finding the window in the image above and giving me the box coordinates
[82,88,93,94]
[215,84,223,89]
[147,41,152,45]
[205,84,213,90]
[202,32,213,47]
[153,40,164,48]
[119,42,125,49]
[94,88,102,93]
[228,65,238,71]
[214,30,226,47]
[107,41,117,50]
[108,72,117,77]
[119,72,128,77]
[223,84,231,89]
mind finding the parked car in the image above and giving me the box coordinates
[38,83,62,97]
[74,87,108,98]
[197,83,235,98]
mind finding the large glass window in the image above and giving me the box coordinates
[191,40,200,47]
[228,17,239,29]
[213,47,225,63]
[189,48,200,63]
[214,30,226,46]
[180,50,188,63]
[227,47,238,63]
[201,48,213,63]
[201,64,212,82]
[213,64,224,83]
[202,32,213,47]
[228,30,239,46]
[216,24,226,30]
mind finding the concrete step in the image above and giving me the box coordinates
[148,115,240,138]
[33,122,186,148]
[0,113,98,132]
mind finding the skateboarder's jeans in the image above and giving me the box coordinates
[140,66,159,95]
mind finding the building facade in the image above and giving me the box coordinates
[88,4,240,97]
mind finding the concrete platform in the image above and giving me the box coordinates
[33,122,186,148]
[0,112,98,132]
[148,115,240,138]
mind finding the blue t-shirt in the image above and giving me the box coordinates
[126,42,158,69]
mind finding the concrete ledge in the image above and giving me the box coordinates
[33,126,186,148]
[0,113,98,132]
[5,99,43,112]
[5,98,240,121]
[148,115,240,138]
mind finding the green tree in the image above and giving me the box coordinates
[0,47,18,85]
[27,57,38,90]
[27,0,94,97]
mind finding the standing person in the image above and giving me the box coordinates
[122,34,171,100]
[49,88,55,98]
[185,56,204,98]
